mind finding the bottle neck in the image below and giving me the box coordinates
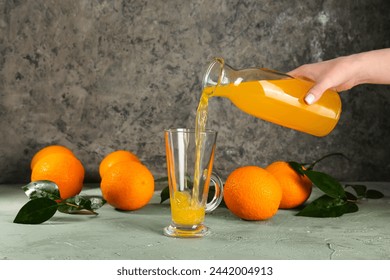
[203,58,292,86]
[202,57,226,88]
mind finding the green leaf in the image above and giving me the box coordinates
[160,186,170,204]
[14,197,58,224]
[365,189,384,199]
[342,201,359,214]
[58,195,105,214]
[88,196,106,210]
[345,184,367,198]
[22,180,61,201]
[289,154,384,218]
[296,195,358,217]
[303,170,346,199]
[288,161,306,176]
[345,191,358,201]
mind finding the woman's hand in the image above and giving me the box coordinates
[288,49,390,104]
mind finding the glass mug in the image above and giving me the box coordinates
[163,128,224,238]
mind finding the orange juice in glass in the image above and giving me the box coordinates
[164,128,223,238]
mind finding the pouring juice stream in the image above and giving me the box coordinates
[192,87,213,203]
[169,92,210,226]
[168,92,211,226]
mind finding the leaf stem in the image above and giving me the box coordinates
[62,202,98,215]
[306,152,349,170]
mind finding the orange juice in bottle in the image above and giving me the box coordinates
[202,58,341,137]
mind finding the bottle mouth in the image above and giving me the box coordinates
[202,57,225,90]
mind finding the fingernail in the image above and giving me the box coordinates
[305,93,315,105]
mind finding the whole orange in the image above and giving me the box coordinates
[223,166,282,221]
[31,153,85,199]
[30,145,74,170]
[100,161,154,211]
[266,161,312,209]
[99,150,140,178]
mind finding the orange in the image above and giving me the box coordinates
[99,150,140,178]
[100,161,154,211]
[223,166,282,221]
[30,145,74,170]
[31,153,85,199]
[266,161,312,209]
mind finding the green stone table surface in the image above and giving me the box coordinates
[1,183,389,260]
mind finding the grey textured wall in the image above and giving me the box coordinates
[1,0,390,184]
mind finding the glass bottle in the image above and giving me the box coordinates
[202,57,341,137]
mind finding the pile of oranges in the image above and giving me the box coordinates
[223,161,312,221]
[30,146,154,211]
[30,145,310,220]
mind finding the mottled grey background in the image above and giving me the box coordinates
[1,0,390,185]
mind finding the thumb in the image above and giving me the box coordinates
[304,83,328,105]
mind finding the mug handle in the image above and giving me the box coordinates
[205,172,224,213]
